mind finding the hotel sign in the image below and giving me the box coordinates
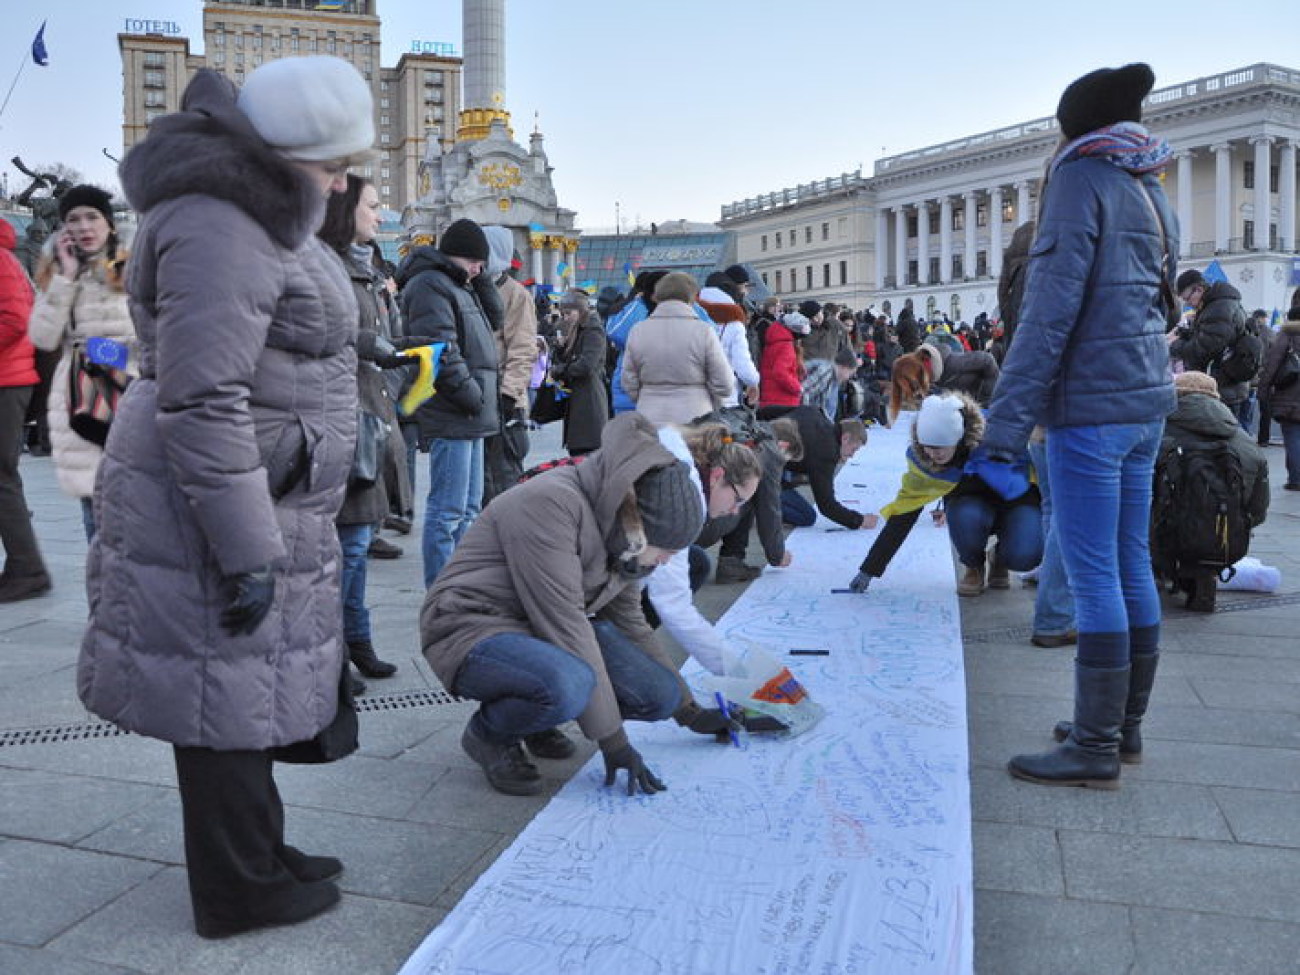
[640,243,724,267]
[410,40,458,56]
[124,18,182,34]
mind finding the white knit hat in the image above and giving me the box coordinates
[237,56,374,162]
[914,394,965,447]
[781,311,811,335]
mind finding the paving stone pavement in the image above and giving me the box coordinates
[2,427,1299,974]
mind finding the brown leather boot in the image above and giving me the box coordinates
[956,561,985,597]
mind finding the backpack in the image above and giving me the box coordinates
[1216,317,1264,385]
[1150,438,1250,582]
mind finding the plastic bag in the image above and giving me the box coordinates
[1217,556,1281,592]
[700,646,826,738]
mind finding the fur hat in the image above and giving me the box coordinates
[236,56,375,162]
[1174,370,1220,398]
[1056,63,1155,141]
[798,300,822,320]
[914,394,966,447]
[58,185,115,226]
[781,311,811,336]
[634,462,705,551]
[438,218,490,262]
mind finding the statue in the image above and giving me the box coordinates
[11,156,72,275]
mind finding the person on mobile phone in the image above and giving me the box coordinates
[27,185,136,540]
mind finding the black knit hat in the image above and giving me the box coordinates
[1056,63,1155,140]
[723,263,751,286]
[798,299,822,320]
[634,462,704,551]
[438,218,489,261]
[58,185,115,226]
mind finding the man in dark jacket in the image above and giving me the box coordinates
[396,219,501,588]
[1169,269,1251,421]
[758,405,873,530]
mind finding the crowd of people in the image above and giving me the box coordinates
[0,55,1295,938]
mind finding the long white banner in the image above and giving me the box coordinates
[400,417,973,975]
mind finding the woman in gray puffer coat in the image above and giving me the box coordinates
[78,58,374,939]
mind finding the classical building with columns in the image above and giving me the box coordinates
[722,63,1300,319]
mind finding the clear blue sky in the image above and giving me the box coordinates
[3,0,1296,229]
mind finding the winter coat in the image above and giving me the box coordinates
[997,220,1036,355]
[27,248,136,498]
[1259,320,1300,423]
[1169,282,1250,405]
[551,310,609,453]
[896,308,921,353]
[1161,391,1268,528]
[981,159,1177,456]
[421,412,687,745]
[699,289,760,406]
[395,246,499,442]
[758,320,803,408]
[918,341,1001,406]
[78,69,357,751]
[622,299,734,425]
[0,220,36,389]
[496,273,539,408]
[759,404,864,530]
[337,253,398,527]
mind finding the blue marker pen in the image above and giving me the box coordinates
[714,691,742,749]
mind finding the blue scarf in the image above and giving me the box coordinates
[1050,121,1172,177]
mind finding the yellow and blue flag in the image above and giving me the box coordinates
[397,342,445,416]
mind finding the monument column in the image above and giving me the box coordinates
[458,0,512,140]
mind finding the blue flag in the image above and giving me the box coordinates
[31,21,49,66]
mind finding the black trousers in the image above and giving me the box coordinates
[172,746,305,929]
[0,385,46,577]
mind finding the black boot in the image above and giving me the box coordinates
[348,668,367,698]
[348,640,397,679]
[1186,573,1216,612]
[523,727,577,759]
[1052,652,1158,764]
[461,717,542,796]
[278,844,344,883]
[1010,662,1129,789]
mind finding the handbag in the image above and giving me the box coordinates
[269,664,359,764]
[67,345,130,447]
[1272,345,1300,392]
[529,381,569,425]
[349,408,389,487]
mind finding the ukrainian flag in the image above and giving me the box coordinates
[315,0,347,10]
[397,343,445,416]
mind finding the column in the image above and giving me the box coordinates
[1280,139,1297,253]
[1252,135,1273,250]
[1015,180,1032,227]
[1176,150,1193,259]
[875,206,889,290]
[548,238,562,286]
[1213,142,1231,253]
[989,186,1004,278]
[894,206,907,288]
[529,233,544,287]
[917,201,931,285]
[962,191,977,281]
[938,197,953,284]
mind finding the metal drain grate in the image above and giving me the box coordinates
[964,590,1300,644]
[0,687,468,749]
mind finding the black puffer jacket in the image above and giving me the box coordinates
[1169,282,1248,405]
[395,247,499,441]
[1259,319,1300,423]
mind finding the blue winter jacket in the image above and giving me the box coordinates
[981,157,1178,456]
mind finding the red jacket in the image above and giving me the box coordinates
[758,321,803,407]
[0,220,37,388]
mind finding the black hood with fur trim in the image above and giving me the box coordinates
[119,70,324,251]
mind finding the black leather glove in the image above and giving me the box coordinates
[375,352,412,369]
[848,571,873,594]
[220,569,275,636]
[601,740,666,796]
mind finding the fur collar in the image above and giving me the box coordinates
[699,298,746,325]
[119,70,324,250]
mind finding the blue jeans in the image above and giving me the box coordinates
[1281,420,1300,487]
[338,522,372,643]
[454,621,683,743]
[944,493,1043,571]
[1048,422,1163,667]
[780,488,816,527]
[422,437,484,588]
[1028,439,1076,636]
